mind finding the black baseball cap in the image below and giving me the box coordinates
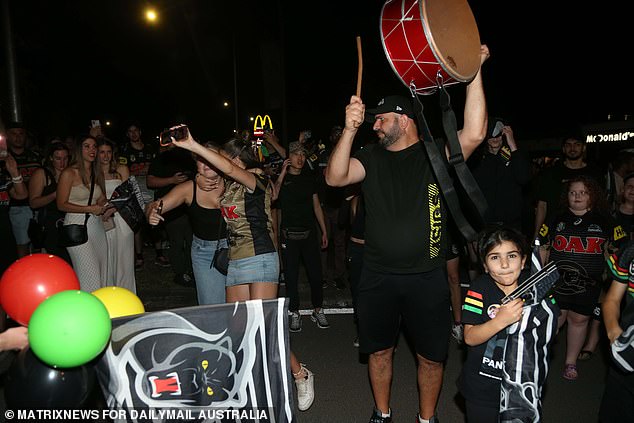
[365,95,415,122]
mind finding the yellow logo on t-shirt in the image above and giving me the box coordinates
[428,183,442,259]
[539,224,549,238]
[614,225,626,241]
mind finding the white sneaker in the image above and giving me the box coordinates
[295,364,314,411]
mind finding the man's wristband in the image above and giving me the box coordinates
[11,175,23,183]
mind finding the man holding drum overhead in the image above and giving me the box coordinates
[325,45,489,423]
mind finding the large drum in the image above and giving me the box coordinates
[380,0,481,95]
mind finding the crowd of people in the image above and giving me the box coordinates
[1,43,633,422]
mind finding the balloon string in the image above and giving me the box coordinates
[356,36,363,97]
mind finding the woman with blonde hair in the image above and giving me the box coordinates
[97,138,136,292]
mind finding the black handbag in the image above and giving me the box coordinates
[210,214,229,275]
[59,222,89,247]
[212,246,229,276]
[59,171,95,248]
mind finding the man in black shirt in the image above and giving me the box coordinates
[326,46,489,423]
[147,143,196,286]
[275,142,329,331]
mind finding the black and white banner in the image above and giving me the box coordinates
[95,299,294,422]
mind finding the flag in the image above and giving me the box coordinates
[499,248,560,423]
[109,176,146,233]
[95,298,294,422]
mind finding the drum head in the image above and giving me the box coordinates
[421,0,480,82]
[380,0,480,94]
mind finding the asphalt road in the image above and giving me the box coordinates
[132,251,610,423]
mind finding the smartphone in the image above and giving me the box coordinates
[159,125,189,147]
[91,120,101,128]
[0,135,7,159]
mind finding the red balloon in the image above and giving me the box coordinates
[0,254,80,326]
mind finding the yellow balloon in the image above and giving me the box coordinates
[92,287,145,319]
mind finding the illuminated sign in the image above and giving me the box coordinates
[585,131,634,143]
[253,115,273,137]
[583,120,634,144]
[252,115,273,162]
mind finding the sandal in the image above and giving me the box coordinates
[578,350,593,361]
[563,364,578,380]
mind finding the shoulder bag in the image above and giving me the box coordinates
[210,213,229,275]
[59,171,96,247]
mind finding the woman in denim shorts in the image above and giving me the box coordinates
[170,129,279,301]
[170,128,315,411]
[146,141,228,305]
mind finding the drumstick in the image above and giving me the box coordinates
[356,36,363,97]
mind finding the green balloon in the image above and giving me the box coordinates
[28,290,112,368]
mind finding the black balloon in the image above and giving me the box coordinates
[4,347,96,408]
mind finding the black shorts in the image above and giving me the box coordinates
[357,266,451,361]
[554,297,596,316]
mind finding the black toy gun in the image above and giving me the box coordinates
[502,261,559,306]
[488,261,560,318]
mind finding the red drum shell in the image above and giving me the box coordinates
[380,0,481,95]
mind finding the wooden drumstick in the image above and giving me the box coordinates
[356,36,363,97]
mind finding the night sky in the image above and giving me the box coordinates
[1,0,632,148]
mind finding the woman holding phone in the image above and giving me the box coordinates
[146,141,228,305]
[151,126,315,412]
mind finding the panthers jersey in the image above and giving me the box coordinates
[539,209,624,305]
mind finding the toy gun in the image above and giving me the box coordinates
[488,261,560,319]
[502,261,560,307]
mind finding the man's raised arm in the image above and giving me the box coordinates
[456,44,490,161]
[325,95,366,187]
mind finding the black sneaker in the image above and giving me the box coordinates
[369,408,392,423]
[311,309,330,329]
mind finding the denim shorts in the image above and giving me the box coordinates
[9,205,32,245]
[226,252,280,286]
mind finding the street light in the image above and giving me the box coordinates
[144,8,158,24]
